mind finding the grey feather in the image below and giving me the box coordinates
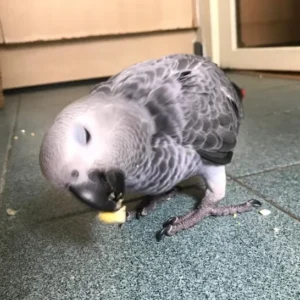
[91,54,243,161]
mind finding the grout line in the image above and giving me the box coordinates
[37,208,94,225]
[230,161,300,179]
[0,98,21,206]
[231,177,300,222]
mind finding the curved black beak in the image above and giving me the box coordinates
[68,169,125,212]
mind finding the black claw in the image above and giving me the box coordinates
[163,216,177,228]
[248,199,262,208]
[125,211,134,222]
[156,226,171,242]
[136,209,146,220]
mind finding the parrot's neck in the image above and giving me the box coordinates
[123,133,202,195]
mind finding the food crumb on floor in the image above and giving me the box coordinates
[14,136,18,140]
[21,129,26,134]
[31,132,35,136]
[259,209,271,216]
[6,208,17,216]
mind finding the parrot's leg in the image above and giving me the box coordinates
[124,195,169,223]
[156,165,262,241]
[124,186,190,223]
[135,195,167,219]
[134,187,181,219]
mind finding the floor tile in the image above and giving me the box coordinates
[13,83,91,160]
[227,111,300,177]
[1,84,93,225]
[238,165,300,219]
[1,181,300,300]
[1,75,300,300]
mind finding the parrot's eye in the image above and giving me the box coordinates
[84,128,91,143]
[74,125,91,145]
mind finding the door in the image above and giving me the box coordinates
[201,0,300,71]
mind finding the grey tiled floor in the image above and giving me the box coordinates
[0,75,300,300]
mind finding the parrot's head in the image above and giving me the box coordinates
[38,96,144,213]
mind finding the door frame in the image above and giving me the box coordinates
[200,0,300,71]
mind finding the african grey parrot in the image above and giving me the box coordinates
[39,53,261,241]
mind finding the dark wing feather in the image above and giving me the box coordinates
[172,55,243,164]
[91,54,243,165]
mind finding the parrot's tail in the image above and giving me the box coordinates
[231,81,246,102]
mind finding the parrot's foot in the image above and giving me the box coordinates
[156,198,262,241]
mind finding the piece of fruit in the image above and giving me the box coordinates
[98,206,127,224]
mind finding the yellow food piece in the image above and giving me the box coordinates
[98,205,127,224]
